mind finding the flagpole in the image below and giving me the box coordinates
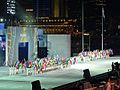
[102,6,104,50]
[82,0,84,51]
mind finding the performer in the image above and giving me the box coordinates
[33,60,38,75]
[69,58,72,65]
[109,48,113,56]
[73,57,76,64]
[15,60,20,74]
[43,62,47,70]
[40,62,43,74]
[56,54,59,64]
[22,59,26,73]
[28,60,32,68]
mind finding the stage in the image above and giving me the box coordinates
[0,56,120,90]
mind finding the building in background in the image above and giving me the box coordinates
[1,0,120,55]
[33,0,52,18]
[33,0,68,18]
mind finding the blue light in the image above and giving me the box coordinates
[0,23,5,30]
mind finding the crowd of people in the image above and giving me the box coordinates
[12,49,113,75]
[10,48,120,90]
[78,48,113,62]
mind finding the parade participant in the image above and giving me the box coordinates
[95,50,99,59]
[106,50,110,57]
[19,61,22,69]
[109,48,113,56]
[73,56,77,64]
[22,59,26,73]
[25,60,32,75]
[65,57,70,65]
[42,57,47,70]
[37,58,41,74]
[56,54,59,64]
[101,50,104,58]
[26,60,29,68]
[33,60,38,75]
[88,51,92,61]
[40,62,43,74]
[69,58,72,65]
[28,60,32,68]
[47,57,52,67]
[80,52,84,62]
[100,50,103,58]
[15,60,19,69]
[15,60,20,74]
[81,49,85,57]
[50,56,55,66]
[43,62,47,70]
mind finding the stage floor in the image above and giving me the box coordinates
[0,56,120,90]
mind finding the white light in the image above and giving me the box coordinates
[0,18,3,22]
[84,33,90,36]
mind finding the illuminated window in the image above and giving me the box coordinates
[26,9,33,12]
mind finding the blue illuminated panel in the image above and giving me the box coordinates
[0,23,5,30]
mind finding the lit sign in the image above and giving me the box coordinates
[7,0,16,15]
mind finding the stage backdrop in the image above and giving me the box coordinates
[6,27,37,66]
[47,34,71,58]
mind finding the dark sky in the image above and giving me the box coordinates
[106,0,120,16]
[15,0,120,17]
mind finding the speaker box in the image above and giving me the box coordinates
[83,69,91,80]
[32,80,41,90]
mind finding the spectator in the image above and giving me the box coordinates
[106,78,111,90]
